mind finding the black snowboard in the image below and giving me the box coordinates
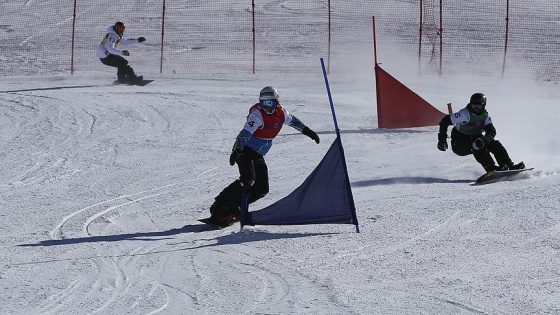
[198,217,238,229]
[134,79,154,86]
[113,79,154,86]
[475,168,534,185]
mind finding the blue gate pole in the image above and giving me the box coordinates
[320,58,360,233]
[320,58,341,137]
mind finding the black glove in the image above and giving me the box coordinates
[482,134,494,144]
[437,133,448,151]
[138,37,146,42]
[229,149,242,166]
[302,127,320,144]
[122,50,130,56]
[472,138,487,150]
[437,140,448,151]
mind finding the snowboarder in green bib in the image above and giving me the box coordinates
[437,93,524,173]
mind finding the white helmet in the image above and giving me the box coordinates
[259,86,279,115]
[259,86,279,101]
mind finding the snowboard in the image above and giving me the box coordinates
[198,217,238,229]
[113,79,154,86]
[475,168,534,185]
[134,79,154,86]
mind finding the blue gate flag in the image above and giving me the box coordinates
[242,136,358,227]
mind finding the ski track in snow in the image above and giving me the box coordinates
[0,88,240,314]
[3,75,560,314]
[50,168,222,239]
[0,92,87,190]
[38,168,230,313]
[2,0,560,307]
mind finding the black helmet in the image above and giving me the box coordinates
[469,93,486,114]
[469,93,486,106]
[114,21,125,35]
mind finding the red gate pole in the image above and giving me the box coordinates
[501,0,510,79]
[327,0,331,73]
[252,0,256,74]
[418,0,423,74]
[160,0,166,74]
[439,0,443,75]
[372,16,378,66]
[70,0,77,75]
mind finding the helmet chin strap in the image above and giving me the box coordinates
[263,108,276,115]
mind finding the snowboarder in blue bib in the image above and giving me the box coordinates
[97,21,146,85]
[437,93,524,173]
[208,86,320,226]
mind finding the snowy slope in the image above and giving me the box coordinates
[1,70,560,314]
[2,1,560,314]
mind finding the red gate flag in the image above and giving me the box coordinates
[375,65,445,128]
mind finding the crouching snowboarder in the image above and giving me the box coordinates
[437,92,524,173]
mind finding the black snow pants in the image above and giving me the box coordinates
[100,55,137,83]
[450,129,513,172]
[211,147,269,217]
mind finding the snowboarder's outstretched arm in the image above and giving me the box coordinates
[301,127,320,144]
[284,109,320,144]
[119,36,145,46]
[229,106,319,165]
[437,115,451,151]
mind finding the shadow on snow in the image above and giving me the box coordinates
[13,227,335,266]
[0,84,110,93]
[352,177,472,186]
[18,225,335,248]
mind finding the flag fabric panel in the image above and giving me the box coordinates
[243,137,357,226]
[375,65,445,128]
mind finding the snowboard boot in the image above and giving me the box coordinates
[484,164,498,172]
[484,164,509,173]
[216,214,239,226]
[508,161,525,170]
[498,161,525,171]
[126,75,143,85]
[117,73,127,84]
[495,165,509,171]
[210,202,240,226]
[133,75,144,85]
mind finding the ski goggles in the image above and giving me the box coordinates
[471,103,485,110]
[260,99,277,114]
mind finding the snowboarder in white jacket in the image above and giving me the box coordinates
[97,22,145,84]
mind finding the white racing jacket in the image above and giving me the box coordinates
[96,26,140,58]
